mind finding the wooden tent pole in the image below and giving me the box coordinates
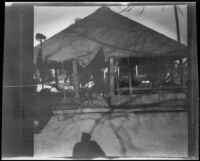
[73,60,79,98]
[116,57,120,103]
[179,58,184,85]
[174,5,184,86]
[109,57,115,97]
[135,64,138,77]
[128,57,133,96]
[55,65,58,88]
[62,61,66,101]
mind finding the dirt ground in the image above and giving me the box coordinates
[34,109,188,158]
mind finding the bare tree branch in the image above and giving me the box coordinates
[177,6,183,16]
[140,7,145,15]
[118,6,131,14]
[126,6,134,12]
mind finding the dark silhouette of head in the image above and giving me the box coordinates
[81,132,91,142]
[73,132,106,159]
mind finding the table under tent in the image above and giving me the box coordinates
[34,6,189,108]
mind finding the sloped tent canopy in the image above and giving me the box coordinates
[77,47,108,91]
[34,6,188,67]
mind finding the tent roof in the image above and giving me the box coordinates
[34,6,188,64]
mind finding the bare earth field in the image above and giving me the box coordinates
[34,109,188,158]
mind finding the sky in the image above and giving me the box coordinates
[34,4,187,47]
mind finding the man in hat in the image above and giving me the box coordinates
[72,132,106,159]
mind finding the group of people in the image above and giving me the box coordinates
[80,72,109,104]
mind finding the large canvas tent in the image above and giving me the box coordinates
[34,6,189,106]
[34,6,188,65]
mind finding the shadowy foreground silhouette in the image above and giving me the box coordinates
[72,132,106,159]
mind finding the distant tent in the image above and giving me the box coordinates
[34,6,188,68]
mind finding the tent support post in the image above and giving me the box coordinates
[116,57,120,103]
[55,66,58,88]
[109,57,115,100]
[73,60,79,98]
[179,58,184,85]
[128,57,133,96]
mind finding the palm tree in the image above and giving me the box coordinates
[36,33,46,90]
